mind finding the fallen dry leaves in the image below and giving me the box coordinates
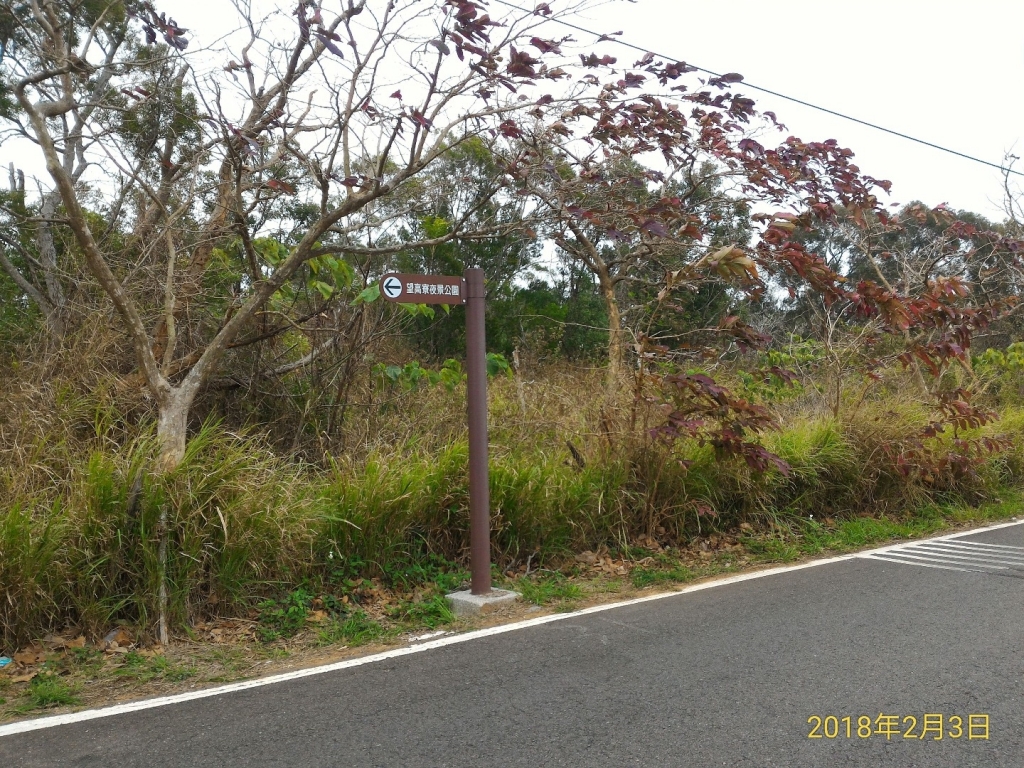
[575,551,630,576]
[193,618,261,644]
[42,635,87,651]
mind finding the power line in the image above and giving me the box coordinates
[493,0,1024,179]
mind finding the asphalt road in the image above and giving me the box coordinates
[2,523,1022,767]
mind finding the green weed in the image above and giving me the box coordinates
[514,574,584,605]
[388,594,455,629]
[316,611,390,647]
[791,512,916,555]
[741,537,802,563]
[257,588,314,642]
[46,647,104,677]
[379,555,467,593]
[203,647,251,680]
[26,673,80,709]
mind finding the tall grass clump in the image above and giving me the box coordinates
[318,441,629,570]
[3,360,1024,647]
[1,409,324,645]
[0,503,66,645]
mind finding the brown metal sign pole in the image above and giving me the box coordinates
[464,267,492,595]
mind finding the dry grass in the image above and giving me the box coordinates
[2,348,1022,648]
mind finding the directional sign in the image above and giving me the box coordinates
[378,273,465,305]
[381,275,403,299]
[381,267,490,597]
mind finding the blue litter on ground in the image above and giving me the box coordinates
[0,657,12,668]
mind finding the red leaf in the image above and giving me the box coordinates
[266,179,296,195]
[530,37,561,55]
[580,53,617,68]
[410,110,433,128]
[315,31,345,58]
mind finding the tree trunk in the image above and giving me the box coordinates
[153,389,193,645]
[155,393,190,474]
[37,193,67,319]
[600,277,624,397]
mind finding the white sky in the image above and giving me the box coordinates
[576,0,1024,222]
[4,0,1022,223]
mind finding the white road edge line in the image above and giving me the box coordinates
[1,517,1020,738]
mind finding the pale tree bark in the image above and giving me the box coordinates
[36,192,66,317]
[154,390,191,645]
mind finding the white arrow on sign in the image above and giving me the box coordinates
[382,276,403,299]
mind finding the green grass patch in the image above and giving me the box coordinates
[41,646,105,678]
[943,491,1023,524]
[201,647,253,682]
[377,556,467,594]
[316,611,391,647]
[796,516,941,555]
[740,536,802,562]
[24,673,80,709]
[514,574,584,606]
[743,489,1024,562]
[388,594,455,629]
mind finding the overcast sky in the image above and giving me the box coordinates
[576,0,1024,221]
[159,0,1024,220]
[5,0,1022,222]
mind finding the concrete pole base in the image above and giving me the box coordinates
[446,588,520,616]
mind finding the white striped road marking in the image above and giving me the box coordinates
[859,538,1024,574]
[0,518,1021,738]
[859,553,978,573]
[911,544,1024,565]
[923,540,1024,550]
[917,541,1024,559]
[916,539,1024,552]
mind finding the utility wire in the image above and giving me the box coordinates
[493,0,1024,179]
